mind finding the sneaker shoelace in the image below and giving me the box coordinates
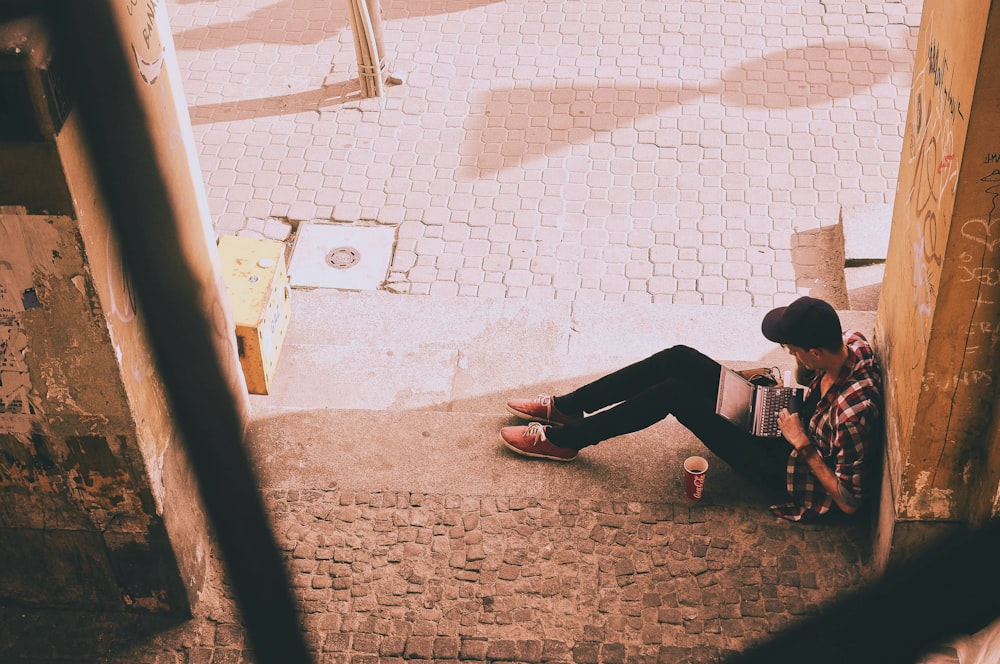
[535,395,553,418]
[525,421,546,445]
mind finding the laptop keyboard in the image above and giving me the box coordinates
[758,388,796,437]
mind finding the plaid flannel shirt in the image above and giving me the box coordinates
[770,330,883,522]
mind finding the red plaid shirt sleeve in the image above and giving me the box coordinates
[770,331,883,522]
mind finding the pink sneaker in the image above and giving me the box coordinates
[501,423,577,461]
[505,395,580,425]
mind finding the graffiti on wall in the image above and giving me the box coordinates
[904,21,965,343]
[960,170,1000,252]
[957,173,1000,296]
[947,169,1000,395]
[957,173,1000,293]
[125,0,163,85]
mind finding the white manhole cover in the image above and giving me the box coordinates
[326,246,361,269]
[289,222,396,290]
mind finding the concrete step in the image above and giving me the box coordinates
[841,203,892,265]
[244,290,876,504]
[245,407,776,506]
[839,203,890,311]
[249,289,877,416]
[844,262,886,311]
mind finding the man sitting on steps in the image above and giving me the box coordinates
[500,296,883,522]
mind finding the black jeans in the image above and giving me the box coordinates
[546,345,790,496]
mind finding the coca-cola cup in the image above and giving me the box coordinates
[684,456,708,500]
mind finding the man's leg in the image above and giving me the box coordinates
[502,344,791,498]
[673,410,790,497]
[549,379,789,497]
[506,345,717,426]
[547,347,721,449]
[554,345,719,417]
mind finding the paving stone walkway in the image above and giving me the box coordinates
[267,491,870,661]
[1,0,927,661]
[166,0,923,307]
[0,490,872,663]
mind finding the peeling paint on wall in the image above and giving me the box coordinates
[0,262,42,434]
[0,8,216,612]
[21,288,40,309]
[902,469,956,519]
[0,432,60,492]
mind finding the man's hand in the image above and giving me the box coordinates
[777,408,810,450]
[738,367,781,386]
[777,408,857,515]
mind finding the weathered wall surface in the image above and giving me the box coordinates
[0,211,186,611]
[0,3,247,613]
[68,0,252,610]
[950,4,1000,527]
[876,0,1000,564]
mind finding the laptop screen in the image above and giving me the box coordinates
[717,368,754,430]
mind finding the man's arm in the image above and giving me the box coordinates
[776,409,858,514]
[737,367,778,383]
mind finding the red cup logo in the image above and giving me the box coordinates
[692,473,704,499]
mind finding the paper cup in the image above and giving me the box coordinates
[684,456,708,500]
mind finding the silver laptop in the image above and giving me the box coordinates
[715,366,805,438]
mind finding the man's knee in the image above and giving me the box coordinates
[653,344,706,363]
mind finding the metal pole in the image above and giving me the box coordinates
[346,0,383,97]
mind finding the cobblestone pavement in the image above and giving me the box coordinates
[0,1,921,662]
[1,491,872,662]
[166,0,922,307]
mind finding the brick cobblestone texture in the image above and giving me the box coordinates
[0,491,872,663]
[0,1,921,661]
[166,0,923,307]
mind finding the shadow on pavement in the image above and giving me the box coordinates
[187,78,367,125]
[171,0,505,49]
[0,606,188,662]
[460,38,900,177]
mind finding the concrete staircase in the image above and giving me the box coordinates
[245,290,876,507]
[840,203,891,311]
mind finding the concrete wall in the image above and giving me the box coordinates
[0,20,73,215]
[0,209,187,612]
[875,0,1000,566]
[0,5,247,613]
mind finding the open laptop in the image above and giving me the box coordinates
[715,366,806,438]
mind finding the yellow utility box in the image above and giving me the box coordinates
[218,235,291,395]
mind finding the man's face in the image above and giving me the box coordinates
[782,343,821,369]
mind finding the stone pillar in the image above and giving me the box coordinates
[0,3,246,613]
[875,0,1000,568]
